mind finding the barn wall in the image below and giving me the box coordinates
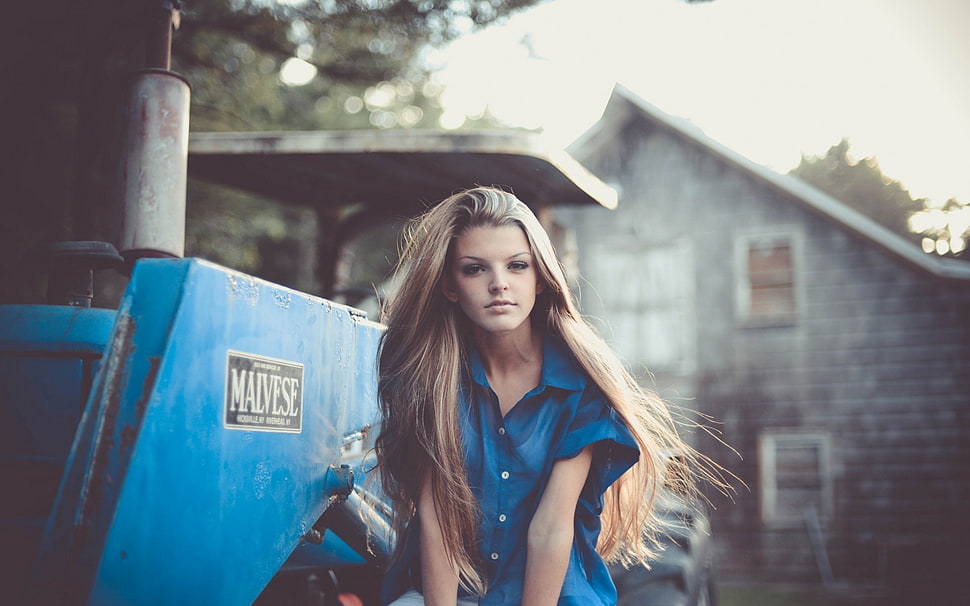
[558,111,970,592]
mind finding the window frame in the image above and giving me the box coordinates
[735,230,802,327]
[759,430,834,527]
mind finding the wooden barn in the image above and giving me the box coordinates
[555,84,970,596]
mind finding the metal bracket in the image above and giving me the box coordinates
[303,464,355,545]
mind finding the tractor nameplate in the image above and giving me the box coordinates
[224,350,304,433]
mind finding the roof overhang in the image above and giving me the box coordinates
[188,129,617,216]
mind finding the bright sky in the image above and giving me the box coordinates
[427,0,970,207]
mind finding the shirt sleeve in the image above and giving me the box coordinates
[554,389,640,510]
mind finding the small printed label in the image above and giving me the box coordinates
[225,350,303,433]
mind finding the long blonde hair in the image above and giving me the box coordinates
[375,187,718,595]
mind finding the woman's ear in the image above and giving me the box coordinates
[536,280,546,295]
[441,277,459,303]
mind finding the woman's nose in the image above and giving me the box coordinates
[490,274,509,292]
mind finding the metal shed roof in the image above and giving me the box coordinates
[188,129,617,215]
[573,84,970,281]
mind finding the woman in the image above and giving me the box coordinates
[374,187,711,606]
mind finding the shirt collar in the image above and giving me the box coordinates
[469,333,586,393]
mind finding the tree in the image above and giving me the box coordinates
[791,139,968,259]
[175,0,544,294]
[906,196,970,258]
[790,139,921,238]
[0,0,544,303]
[175,0,463,132]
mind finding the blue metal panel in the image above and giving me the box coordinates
[34,259,383,605]
[286,533,368,570]
[0,306,116,455]
[0,305,116,600]
[0,305,117,354]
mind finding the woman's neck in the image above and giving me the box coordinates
[474,326,543,416]
[474,325,542,374]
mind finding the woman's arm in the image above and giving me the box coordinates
[522,445,594,606]
[418,471,460,606]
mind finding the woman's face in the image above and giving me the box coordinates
[444,225,544,338]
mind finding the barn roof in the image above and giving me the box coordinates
[571,84,970,281]
[188,129,617,214]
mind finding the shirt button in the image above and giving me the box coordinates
[490,552,499,560]
[498,427,506,435]
[501,471,510,480]
[498,514,507,522]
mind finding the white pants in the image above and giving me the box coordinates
[388,588,480,605]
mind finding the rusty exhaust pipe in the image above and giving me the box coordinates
[119,1,189,268]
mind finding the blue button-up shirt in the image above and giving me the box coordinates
[381,336,639,605]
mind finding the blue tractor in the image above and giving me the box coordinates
[0,5,615,605]
[0,5,716,605]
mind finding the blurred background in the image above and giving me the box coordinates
[1,0,966,603]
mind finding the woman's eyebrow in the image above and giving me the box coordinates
[458,252,532,262]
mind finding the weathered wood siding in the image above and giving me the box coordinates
[559,109,970,593]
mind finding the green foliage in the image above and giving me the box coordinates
[173,0,543,294]
[174,0,541,132]
[791,139,922,239]
[789,139,968,258]
[185,178,320,291]
[0,0,545,302]
[719,584,889,606]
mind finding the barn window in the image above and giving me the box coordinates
[759,431,833,527]
[588,240,695,374]
[737,233,798,325]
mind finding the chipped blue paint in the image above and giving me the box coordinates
[27,258,383,605]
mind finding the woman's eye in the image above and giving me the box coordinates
[509,261,529,271]
[461,265,485,276]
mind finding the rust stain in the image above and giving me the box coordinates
[80,314,135,527]
[118,349,156,459]
[66,312,165,599]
